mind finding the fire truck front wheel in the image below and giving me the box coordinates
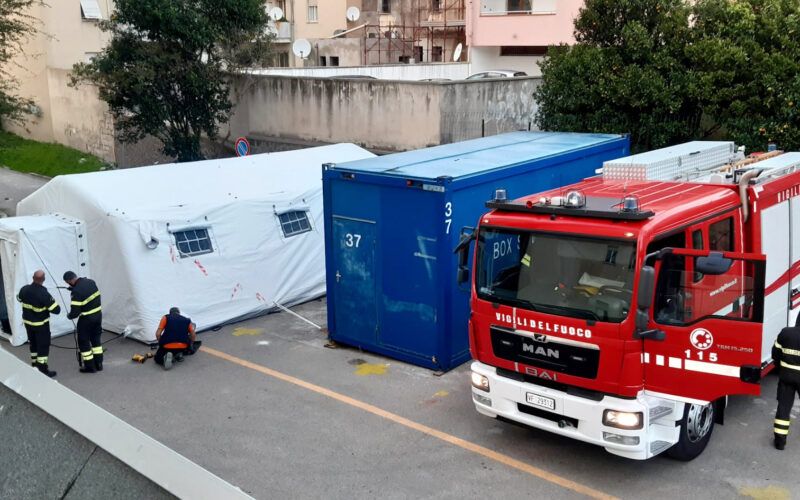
[666,402,715,461]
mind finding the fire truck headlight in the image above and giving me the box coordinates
[603,410,643,430]
[471,372,490,392]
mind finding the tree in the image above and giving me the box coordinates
[0,0,37,128]
[535,0,800,153]
[690,0,800,151]
[535,0,700,151]
[71,0,273,162]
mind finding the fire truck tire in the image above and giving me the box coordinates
[666,402,715,461]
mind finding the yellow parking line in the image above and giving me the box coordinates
[201,346,619,500]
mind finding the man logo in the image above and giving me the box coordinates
[533,334,547,342]
[690,328,714,350]
[522,343,559,359]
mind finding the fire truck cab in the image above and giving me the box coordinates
[460,142,800,460]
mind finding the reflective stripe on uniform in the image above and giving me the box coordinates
[23,318,50,326]
[48,302,59,311]
[21,303,48,312]
[775,428,790,435]
[36,356,48,363]
[776,341,783,349]
[775,418,791,426]
[81,305,102,316]
[781,347,800,357]
[71,291,100,306]
[780,360,800,371]
[91,346,103,355]
[30,353,37,359]
[81,351,94,360]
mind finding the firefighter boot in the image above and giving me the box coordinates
[36,362,57,378]
[79,359,96,373]
[163,352,173,371]
[775,435,786,450]
[94,353,104,372]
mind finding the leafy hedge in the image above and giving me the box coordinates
[535,0,800,152]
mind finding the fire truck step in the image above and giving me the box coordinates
[649,406,673,421]
[650,440,672,456]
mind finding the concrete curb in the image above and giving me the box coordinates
[0,347,253,500]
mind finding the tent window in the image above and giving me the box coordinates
[279,211,311,237]
[173,228,213,257]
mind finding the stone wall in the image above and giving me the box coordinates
[227,74,541,153]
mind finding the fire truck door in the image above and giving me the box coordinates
[788,199,800,330]
[644,249,766,402]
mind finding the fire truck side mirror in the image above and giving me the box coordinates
[696,252,733,275]
[637,266,656,310]
[454,228,476,284]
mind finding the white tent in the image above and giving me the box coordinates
[15,143,375,343]
[0,214,88,346]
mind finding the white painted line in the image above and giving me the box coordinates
[0,347,252,499]
[668,357,682,369]
[644,353,650,364]
[656,355,665,366]
[684,359,739,377]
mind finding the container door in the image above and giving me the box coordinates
[332,216,377,346]
[644,248,766,402]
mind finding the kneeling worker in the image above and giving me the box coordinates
[155,307,196,370]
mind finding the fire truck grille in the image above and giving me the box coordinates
[490,326,600,379]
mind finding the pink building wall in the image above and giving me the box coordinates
[467,0,582,47]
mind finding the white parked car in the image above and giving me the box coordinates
[466,70,528,80]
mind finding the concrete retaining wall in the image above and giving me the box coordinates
[228,74,541,153]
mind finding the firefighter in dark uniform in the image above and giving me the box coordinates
[63,270,103,373]
[772,315,800,450]
[17,270,61,377]
[154,306,197,370]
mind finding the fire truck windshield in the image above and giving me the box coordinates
[476,228,637,323]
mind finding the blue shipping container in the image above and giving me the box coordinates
[322,131,630,371]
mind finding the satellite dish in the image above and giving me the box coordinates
[293,39,312,59]
[346,6,360,21]
[453,43,463,62]
[269,6,284,20]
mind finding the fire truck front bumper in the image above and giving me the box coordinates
[470,361,681,460]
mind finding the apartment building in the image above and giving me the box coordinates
[266,0,363,67]
[467,0,582,76]
[4,0,115,162]
[359,0,465,65]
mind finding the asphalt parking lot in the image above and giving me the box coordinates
[0,166,48,217]
[2,296,798,500]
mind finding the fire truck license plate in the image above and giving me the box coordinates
[526,393,555,411]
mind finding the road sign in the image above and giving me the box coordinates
[235,137,250,157]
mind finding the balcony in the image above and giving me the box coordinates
[480,0,556,15]
[267,20,292,43]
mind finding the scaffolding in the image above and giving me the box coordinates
[362,0,466,65]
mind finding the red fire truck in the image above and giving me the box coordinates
[457,142,800,460]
